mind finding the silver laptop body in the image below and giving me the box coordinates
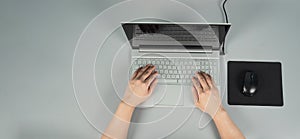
[122,22,231,107]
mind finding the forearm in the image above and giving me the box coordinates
[101,65,158,139]
[213,108,245,139]
[115,102,135,122]
[101,102,135,139]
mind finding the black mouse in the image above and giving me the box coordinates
[242,71,258,97]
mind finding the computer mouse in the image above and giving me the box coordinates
[241,71,258,97]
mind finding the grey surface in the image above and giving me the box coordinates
[1,0,300,139]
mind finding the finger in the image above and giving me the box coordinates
[192,76,203,93]
[192,85,199,103]
[136,64,151,79]
[196,72,209,91]
[141,65,156,81]
[130,67,142,80]
[207,74,216,86]
[145,71,158,87]
[202,73,214,88]
[148,78,158,94]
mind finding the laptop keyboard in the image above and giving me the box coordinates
[130,58,219,85]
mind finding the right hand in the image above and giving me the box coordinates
[191,71,224,117]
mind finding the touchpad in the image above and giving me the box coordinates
[152,84,184,106]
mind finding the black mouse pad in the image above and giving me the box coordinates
[227,61,283,106]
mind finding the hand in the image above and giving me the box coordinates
[122,64,158,107]
[191,71,224,117]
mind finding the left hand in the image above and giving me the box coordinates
[122,64,158,107]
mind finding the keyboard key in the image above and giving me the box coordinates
[164,70,168,74]
[158,79,178,84]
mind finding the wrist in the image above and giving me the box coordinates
[114,101,135,123]
[120,101,136,111]
[212,107,227,121]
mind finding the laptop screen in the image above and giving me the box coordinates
[122,22,230,51]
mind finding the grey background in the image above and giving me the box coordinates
[1,0,300,139]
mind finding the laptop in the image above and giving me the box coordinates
[121,22,230,107]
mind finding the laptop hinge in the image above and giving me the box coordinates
[139,45,213,53]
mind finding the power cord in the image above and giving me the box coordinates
[222,0,229,23]
[220,0,229,54]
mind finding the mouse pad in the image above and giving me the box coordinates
[227,61,283,106]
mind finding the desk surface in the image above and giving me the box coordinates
[1,0,300,138]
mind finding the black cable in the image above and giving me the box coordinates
[221,0,229,54]
[222,0,229,23]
